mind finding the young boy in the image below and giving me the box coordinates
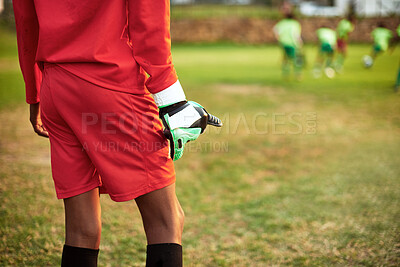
[273,13,303,80]
[364,22,393,68]
[12,1,221,266]
[314,26,337,78]
[335,14,355,72]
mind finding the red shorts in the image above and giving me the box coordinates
[337,39,347,53]
[40,63,175,202]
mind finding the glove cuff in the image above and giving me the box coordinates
[152,80,186,108]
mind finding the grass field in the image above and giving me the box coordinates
[1,26,400,266]
[171,5,282,20]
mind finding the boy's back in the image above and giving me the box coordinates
[317,28,337,46]
[337,19,354,40]
[274,19,301,47]
[372,27,393,51]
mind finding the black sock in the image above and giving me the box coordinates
[61,244,99,267]
[146,243,182,267]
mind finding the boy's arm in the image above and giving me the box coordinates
[13,0,42,105]
[316,29,321,42]
[350,22,355,33]
[127,0,221,160]
[371,29,376,42]
[127,0,185,107]
[295,23,303,47]
[13,0,47,138]
[273,24,280,41]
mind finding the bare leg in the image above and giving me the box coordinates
[313,51,324,78]
[315,52,324,68]
[135,183,184,245]
[282,55,290,79]
[64,187,102,249]
[335,47,345,72]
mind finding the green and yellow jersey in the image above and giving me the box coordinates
[336,19,354,40]
[317,28,337,46]
[273,19,302,48]
[372,27,393,51]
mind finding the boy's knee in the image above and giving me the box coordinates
[177,206,185,230]
[68,218,101,243]
[80,223,101,240]
[155,204,184,235]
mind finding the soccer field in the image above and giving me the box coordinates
[1,27,400,266]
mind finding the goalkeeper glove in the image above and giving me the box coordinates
[159,100,222,161]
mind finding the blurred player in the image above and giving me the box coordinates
[363,22,393,68]
[313,26,337,78]
[273,13,304,80]
[335,14,355,72]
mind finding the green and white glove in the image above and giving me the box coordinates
[153,81,222,161]
[159,101,222,161]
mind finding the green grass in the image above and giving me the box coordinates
[0,27,25,109]
[1,28,400,266]
[171,5,282,20]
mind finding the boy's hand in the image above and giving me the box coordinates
[159,101,222,161]
[30,103,49,138]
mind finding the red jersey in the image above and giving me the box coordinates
[13,0,178,104]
